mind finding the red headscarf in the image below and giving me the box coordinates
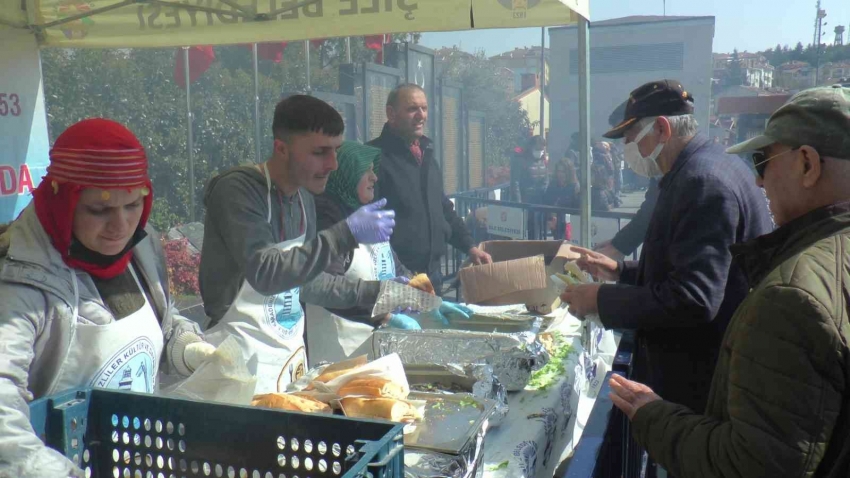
[32,118,154,279]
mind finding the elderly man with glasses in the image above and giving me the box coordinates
[561,80,774,419]
[607,84,850,478]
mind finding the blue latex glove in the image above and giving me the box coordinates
[433,301,474,326]
[346,198,395,244]
[387,314,421,330]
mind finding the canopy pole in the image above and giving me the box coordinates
[346,37,352,63]
[183,47,196,223]
[253,43,261,164]
[578,18,591,248]
[539,26,545,138]
[304,41,311,92]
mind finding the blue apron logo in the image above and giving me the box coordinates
[91,337,157,393]
[264,288,303,339]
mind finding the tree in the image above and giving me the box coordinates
[436,50,532,169]
[728,49,743,86]
[793,42,805,61]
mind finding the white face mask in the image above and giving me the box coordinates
[532,149,545,160]
[624,121,664,178]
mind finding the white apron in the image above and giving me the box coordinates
[205,164,308,394]
[49,266,164,394]
[306,241,395,365]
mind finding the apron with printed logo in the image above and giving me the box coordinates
[49,266,164,395]
[306,241,395,365]
[205,164,307,394]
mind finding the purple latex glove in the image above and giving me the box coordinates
[391,276,411,285]
[346,198,396,244]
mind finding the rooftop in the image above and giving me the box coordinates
[490,46,549,60]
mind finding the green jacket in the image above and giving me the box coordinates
[632,201,850,478]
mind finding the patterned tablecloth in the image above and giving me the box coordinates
[480,309,618,478]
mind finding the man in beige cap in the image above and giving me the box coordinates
[609,85,850,478]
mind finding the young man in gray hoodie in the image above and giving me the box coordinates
[199,95,397,392]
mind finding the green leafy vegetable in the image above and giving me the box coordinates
[486,461,510,471]
[528,332,573,391]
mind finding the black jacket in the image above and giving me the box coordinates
[597,135,774,412]
[610,178,660,255]
[510,151,549,204]
[369,124,475,277]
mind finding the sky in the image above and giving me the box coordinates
[420,0,850,56]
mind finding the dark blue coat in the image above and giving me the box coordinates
[598,134,774,412]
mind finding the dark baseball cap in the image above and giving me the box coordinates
[727,85,850,159]
[604,80,695,139]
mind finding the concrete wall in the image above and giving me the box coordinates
[548,17,715,159]
[517,88,550,136]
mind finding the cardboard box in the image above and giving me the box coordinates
[459,241,581,314]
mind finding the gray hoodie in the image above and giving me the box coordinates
[199,166,381,325]
[0,206,204,478]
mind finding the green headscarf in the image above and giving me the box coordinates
[326,141,381,211]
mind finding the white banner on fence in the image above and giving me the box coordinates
[487,205,525,240]
[0,30,50,224]
[568,217,621,249]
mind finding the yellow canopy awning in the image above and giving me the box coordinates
[0,0,588,48]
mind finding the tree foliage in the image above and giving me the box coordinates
[437,50,532,168]
[727,49,743,86]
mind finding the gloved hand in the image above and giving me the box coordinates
[390,276,410,285]
[433,301,474,326]
[387,314,422,330]
[183,342,217,373]
[346,198,396,244]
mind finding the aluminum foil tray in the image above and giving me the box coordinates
[405,392,495,456]
[405,364,508,427]
[372,329,550,391]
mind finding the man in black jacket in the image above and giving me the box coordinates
[369,84,492,292]
[561,80,774,413]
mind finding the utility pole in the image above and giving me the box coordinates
[815,2,827,86]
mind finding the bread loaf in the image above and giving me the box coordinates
[251,393,332,414]
[337,378,407,400]
[408,274,435,295]
[340,397,417,423]
[313,355,369,384]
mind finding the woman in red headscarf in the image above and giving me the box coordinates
[0,119,214,478]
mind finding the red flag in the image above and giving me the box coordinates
[174,46,216,88]
[365,34,391,63]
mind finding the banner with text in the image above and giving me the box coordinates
[0,0,586,48]
[0,30,50,224]
[487,205,526,240]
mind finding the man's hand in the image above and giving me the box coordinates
[608,373,662,420]
[571,246,621,282]
[468,247,493,265]
[560,283,601,318]
[594,240,625,261]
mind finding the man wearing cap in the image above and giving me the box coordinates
[561,80,773,414]
[608,85,850,478]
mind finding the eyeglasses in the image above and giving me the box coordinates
[751,148,797,178]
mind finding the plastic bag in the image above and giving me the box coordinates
[160,336,258,406]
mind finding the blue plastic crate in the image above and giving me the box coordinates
[29,388,404,478]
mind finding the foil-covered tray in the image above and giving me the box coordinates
[372,328,550,391]
[406,364,509,427]
[405,392,496,456]
[404,431,486,478]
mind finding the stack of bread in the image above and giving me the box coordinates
[252,354,422,424]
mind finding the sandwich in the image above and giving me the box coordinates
[408,274,435,295]
[337,378,407,400]
[340,397,419,423]
[251,393,332,414]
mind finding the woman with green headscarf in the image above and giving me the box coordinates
[306,141,421,364]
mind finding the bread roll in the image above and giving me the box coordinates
[337,378,407,400]
[408,274,435,295]
[340,397,417,423]
[251,393,331,414]
[313,355,369,383]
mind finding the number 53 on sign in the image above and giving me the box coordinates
[0,93,22,117]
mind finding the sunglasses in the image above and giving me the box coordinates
[751,148,798,178]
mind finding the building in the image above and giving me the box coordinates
[490,46,549,95]
[548,15,715,158]
[819,61,850,83]
[776,61,818,89]
[713,52,775,90]
[513,78,550,136]
[715,94,792,146]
